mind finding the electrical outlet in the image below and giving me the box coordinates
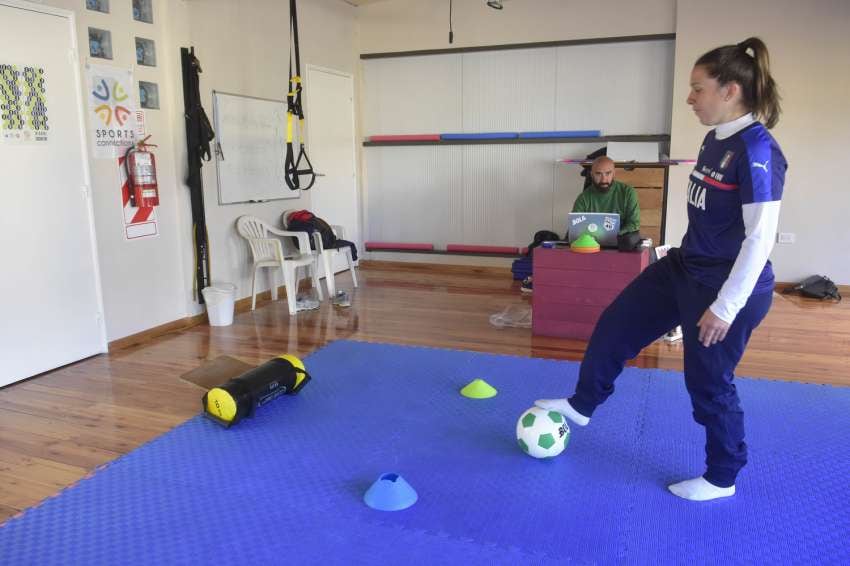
[777,232,795,244]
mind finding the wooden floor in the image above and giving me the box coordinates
[1,261,848,524]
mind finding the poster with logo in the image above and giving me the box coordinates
[87,64,137,158]
[0,62,49,144]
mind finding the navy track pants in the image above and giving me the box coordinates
[568,249,772,487]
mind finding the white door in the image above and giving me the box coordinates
[306,66,359,274]
[0,1,106,387]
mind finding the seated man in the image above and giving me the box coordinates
[520,156,641,293]
[572,155,640,235]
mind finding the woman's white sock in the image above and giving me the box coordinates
[668,476,735,501]
[533,398,590,427]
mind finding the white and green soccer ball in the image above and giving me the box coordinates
[516,407,570,458]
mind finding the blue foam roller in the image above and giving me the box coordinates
[440,132,518,140]
[518,130,601,138]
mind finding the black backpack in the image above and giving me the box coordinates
[525,230,561,256]
[311,216,337,249]
[782,275,842,302]
[287,214,337,249]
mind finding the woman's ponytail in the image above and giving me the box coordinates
[696,37,782,128]
[737,37,781,128]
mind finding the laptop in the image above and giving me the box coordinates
[567,212,620,247]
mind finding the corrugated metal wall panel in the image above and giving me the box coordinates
[362,56,462,135]
[555,40,674,134]
[461,48,556,132]
[364,146,462,245]
[461,144,556,247]
[362,40,675,250]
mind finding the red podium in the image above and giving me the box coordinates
[532,248,650,340]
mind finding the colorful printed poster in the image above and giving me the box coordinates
[0,62,49,144]
[87,64,137,158]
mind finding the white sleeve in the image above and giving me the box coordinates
[709,201,781,324]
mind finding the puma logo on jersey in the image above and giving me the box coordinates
[752,160,769,172]
[687,181,706,211]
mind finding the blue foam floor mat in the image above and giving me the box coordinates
[1,340,848,564]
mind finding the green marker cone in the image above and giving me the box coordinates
[570,233,600,253]
[460,378,498,399]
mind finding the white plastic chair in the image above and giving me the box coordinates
[281,210,358,298]
[236,215,323,315]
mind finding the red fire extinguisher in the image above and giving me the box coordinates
[124,135,160,207]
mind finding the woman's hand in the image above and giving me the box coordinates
[697,309,731,347]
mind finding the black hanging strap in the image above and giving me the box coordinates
[181,47,214,302]
[284,0,316,192]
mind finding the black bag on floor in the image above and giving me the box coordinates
[782,275,842,301]
[510,230,559,280]
[527,230,561,254]
[511,256,532,280]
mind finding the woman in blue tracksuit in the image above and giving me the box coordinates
[536,37,786,501]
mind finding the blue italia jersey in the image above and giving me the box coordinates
[681,120,787,297]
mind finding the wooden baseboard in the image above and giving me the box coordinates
[108,271,349,353]
[360,259,512,277]
[774,281,849,296]
[108,286,291,352]
[108,313,207,351]
[107,262,503,352]
[773,282,796,293]
[363,262,847,294]
[107,271,846,352]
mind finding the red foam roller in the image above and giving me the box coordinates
[366,241,434,251]
[446,244,520,254]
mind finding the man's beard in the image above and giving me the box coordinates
[595,182,611,192]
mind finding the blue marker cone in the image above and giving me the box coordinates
[363,473,418,511]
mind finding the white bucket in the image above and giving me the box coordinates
[202,283,237,326]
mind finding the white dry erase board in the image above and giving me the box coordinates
[212,91,299,204]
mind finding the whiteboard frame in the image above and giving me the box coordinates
[212,89,300,205]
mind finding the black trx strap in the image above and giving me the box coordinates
[284,0,316,191]
[181,47,214,303]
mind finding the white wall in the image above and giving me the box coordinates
[667,0,850,284]
[361,41,674,250]
[357,0,675,53]
[16,0,848,347]
[185,0,359,316]
[357,0,850,284]
[29,0,358,340]
[356,0,675,266]
[34,0,192,340]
